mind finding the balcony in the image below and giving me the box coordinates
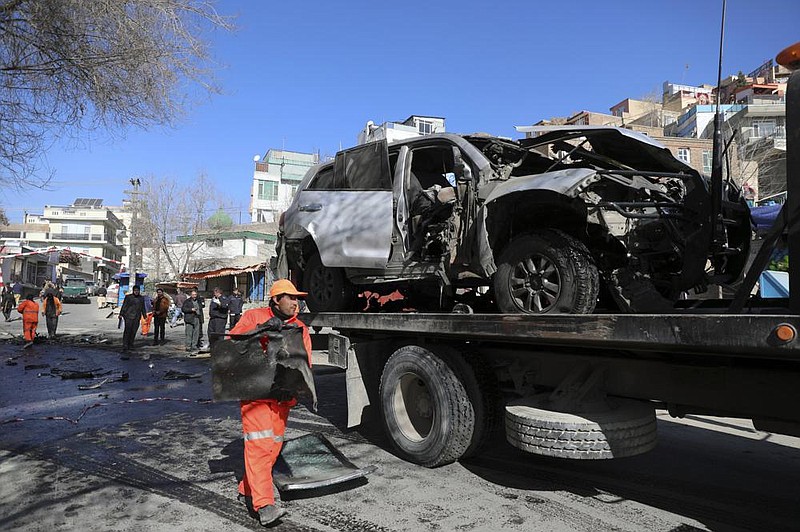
[53,233,105,241]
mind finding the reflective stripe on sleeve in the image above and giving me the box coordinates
[243,428,285,443]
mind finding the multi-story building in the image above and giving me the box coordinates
[358,115,446,145]
[610,98,680,131]
[564,110,621,127]
[662,82,715,112]
[249,149,319,223]
[3,199,127,283]
[106,206,133,269]
[656,136,720,178]
[665,104,744,138]
[723,103,787,200]
[174,226,276,271]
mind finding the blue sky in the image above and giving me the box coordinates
[4,0,799,223]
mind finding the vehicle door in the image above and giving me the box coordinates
[293,140,393,268]
[398,141,462,253]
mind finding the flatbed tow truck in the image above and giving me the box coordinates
[292,43,800,468]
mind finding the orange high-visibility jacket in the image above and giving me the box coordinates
[230,306,311,511]
[42,297,62,317]
[17,300,39,322]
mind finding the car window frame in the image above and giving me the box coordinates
[333,140,391,191]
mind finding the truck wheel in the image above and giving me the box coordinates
[493,230,598,314]
[505,395,657,459]
[302,253,355,312]
[379,345,477,467]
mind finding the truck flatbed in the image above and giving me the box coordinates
[305,312,800,360]
[302,310,800,465]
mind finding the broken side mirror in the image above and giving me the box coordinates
[452,147,473,183]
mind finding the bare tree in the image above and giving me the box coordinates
[0,0,233,188]
[636,89,665,128]
[727,128,787,202]
[138,173,234,279]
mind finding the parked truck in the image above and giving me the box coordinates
[276,42,800,467]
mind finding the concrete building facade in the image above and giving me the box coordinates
[250,149,319,223]
[2,199,127,283]
[142,224,277,283]
[358,115,446,145]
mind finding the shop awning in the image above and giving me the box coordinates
[183,262,267,280]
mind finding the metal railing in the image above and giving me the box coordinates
[55,233,105,241]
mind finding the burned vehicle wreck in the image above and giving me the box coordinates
[276,127,751,314]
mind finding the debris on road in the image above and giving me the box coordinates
[78,378,109,390]
[50,367,102,379]
[0,396,213,426]
[79,335,110,344]
[274,433,376,493]
[163,369,203,380]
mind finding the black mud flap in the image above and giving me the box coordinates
[273,433,376,493]
[211,322,317,408]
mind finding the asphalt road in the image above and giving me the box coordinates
[1,299,799,531]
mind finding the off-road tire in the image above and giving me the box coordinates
[505,395,657,459]
[494,230,599,314]
[302,253,355,312]
[379,345,480,467]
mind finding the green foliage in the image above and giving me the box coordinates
[768,247,789,272]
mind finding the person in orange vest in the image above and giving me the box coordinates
[228,279,312,527]
[17,294,39,348]
[41,292,63,339]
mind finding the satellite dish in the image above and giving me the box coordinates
[253,155,261,162]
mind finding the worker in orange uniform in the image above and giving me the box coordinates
[228,279,312,527]
[17,294,39,348]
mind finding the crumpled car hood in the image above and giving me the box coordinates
[483,167,598,204]
[517,125,697,175]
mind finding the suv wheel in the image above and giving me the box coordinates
[493,230,598,314]
[302,253,356,312]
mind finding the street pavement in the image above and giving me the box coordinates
[1,299,800,531]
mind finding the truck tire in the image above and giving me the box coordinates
[505,396,657,459]
[302,253,355,312]
[494,230,599,314]
[379,345,477,467]
[457,350,501,459]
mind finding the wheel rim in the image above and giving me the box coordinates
[392,372,434,442]
[509,253,561,313]
[308,266,337,306]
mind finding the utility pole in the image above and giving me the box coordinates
[126,178,142,289]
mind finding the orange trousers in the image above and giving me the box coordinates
[22,318,37,342]
[238,398,294,511]
[140,312,153,335]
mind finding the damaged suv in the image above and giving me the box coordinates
[276,127,751,314]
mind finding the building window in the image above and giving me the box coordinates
[702,150,713,175]
[751,120,776,138]
[677,148,691,164]
[417,120,433,135]
[257,180,279,201]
